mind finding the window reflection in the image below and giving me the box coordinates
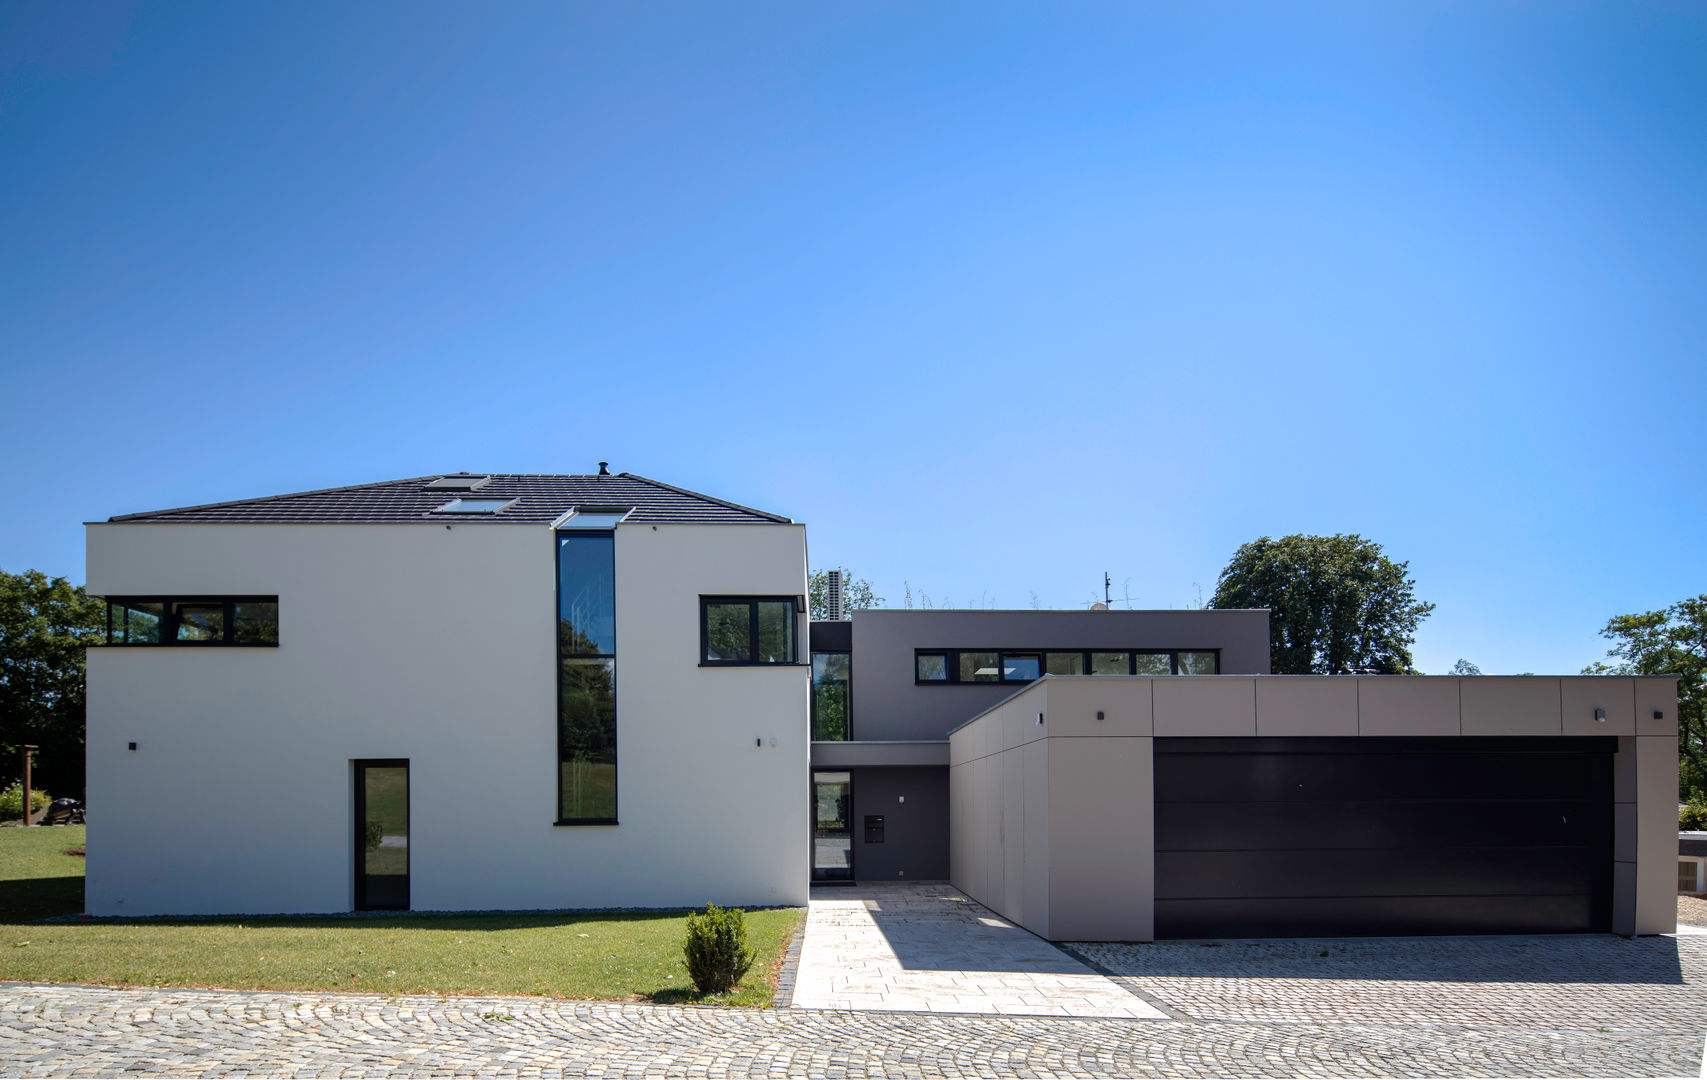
[1178,650,1219,675]
[812,652,851,740]
[959,651,1001,682]
[1002,654,1041,682]
[1090,652,1129,675]
[1134,653,1172,675]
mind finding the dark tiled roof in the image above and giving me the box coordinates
[106,473,792,526]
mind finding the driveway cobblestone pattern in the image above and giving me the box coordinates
[1,980,1702,1078]
[1070,933,1707,1033]
[792,883,1162,1017]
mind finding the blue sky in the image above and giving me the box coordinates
[2,2,1702,675]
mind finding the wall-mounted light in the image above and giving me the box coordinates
[1655,710,1665,721]
[1036,712,1045,726]
[1097,711,1105,721]
[1594,708,1607,724]
[128,742,137,751]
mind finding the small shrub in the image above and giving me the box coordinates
[683,904,755,995]
[0,782,51,820]
[1682,799,1707,832]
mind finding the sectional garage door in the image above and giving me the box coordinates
[1154,737,1615,938]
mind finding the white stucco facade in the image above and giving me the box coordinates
[85,517,810,917]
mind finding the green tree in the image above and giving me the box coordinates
[0,569,105,798]
[1210,535,1434,674]
[807,567,883,621]
[1582,595,1706,799]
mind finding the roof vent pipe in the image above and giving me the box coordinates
[597,461,610,476]
[826,569,845,621]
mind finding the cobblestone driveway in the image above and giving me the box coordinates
[2,971,1703,1078]
[1070,933,1707,1032]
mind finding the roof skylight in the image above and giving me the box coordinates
[425,475,492,491]
[433,497,516,514]
[558,507,632,529]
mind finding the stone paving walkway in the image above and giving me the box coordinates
[791,882,1163,1017]
[1,980,1702,1078]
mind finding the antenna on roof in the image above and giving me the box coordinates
[597,461,610,476]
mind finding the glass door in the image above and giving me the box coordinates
[355,760,409,910]
[812,771,853,882]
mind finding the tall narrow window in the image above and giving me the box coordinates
[811,652,851,740]
[558,531,617,823]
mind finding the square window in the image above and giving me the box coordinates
[174,602,225,643]
[233,601,278,645]
[1090,651,1129,675]
[1002,654,1041,682]
[1045,651,1084,675]
[1178,650,1218,675]
[916,653,948,681]
[959,651,1001,682]
[1134,653,1172,675]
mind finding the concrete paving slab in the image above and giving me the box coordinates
[791,881,1164,1018]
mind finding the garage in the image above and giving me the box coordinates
[1154,736,1617,938]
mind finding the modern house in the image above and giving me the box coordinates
[85,472,810,916]
[84,470,1681,940]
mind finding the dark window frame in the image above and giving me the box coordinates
[104,596,279,647]
[699,596,802,666]
[556,530,619,827]
[354,758,409,911]
[914,648,1221,684]
[811,650,853,741]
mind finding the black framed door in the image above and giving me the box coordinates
[813,771,853,882]
[1155,737,1615,938]
[355,760,409,910]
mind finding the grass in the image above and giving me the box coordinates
[0,826,802,1006]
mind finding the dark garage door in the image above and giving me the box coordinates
[1155,737,1615,938]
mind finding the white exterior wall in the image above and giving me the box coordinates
[85,519,809,917]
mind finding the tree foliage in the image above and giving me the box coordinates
[1209,535,1434,675]
[1582,594,1706,798]
[0,569,105,798]
[807,567,883,621]
[1451,659,1483,676]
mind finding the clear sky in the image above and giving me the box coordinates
[2,2,1702,676]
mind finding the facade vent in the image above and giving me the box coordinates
[826,569,845,621]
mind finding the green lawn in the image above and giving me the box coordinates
[0,826,802,1006]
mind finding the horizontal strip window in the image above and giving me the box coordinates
[105,597,279,646]
[701,596,800,665]
[915,648,1218,683]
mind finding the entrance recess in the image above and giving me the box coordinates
[813,770,853,882]
[355,760,409,910]
[1154,736,1615,938]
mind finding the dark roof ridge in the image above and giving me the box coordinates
[619,472,793,524]
[107,474,446,523]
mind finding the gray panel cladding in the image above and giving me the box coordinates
[850,766,950,881]
[850,609,1272,741]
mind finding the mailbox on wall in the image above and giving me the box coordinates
[864,814,885,844]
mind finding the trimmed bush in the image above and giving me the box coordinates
[0,782,51,820]
[1682,799,1707,832]
[683,903,755,995]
